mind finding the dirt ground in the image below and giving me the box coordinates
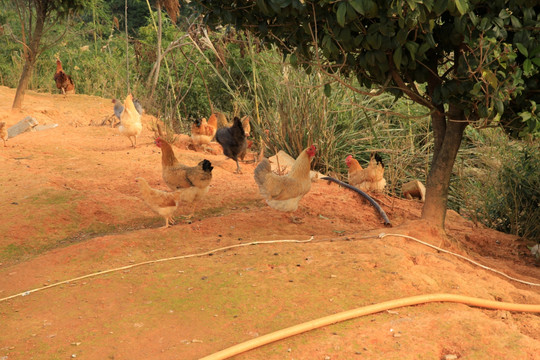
[0,86,539,360]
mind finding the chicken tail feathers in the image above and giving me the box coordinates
[372,152,384,168]
[254,158,271,187]
[133,99,143,115]
[201,159,213,173]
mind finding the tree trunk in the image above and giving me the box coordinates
[12,60,35,110]
[421,105,468,228]
[11,4,46,110]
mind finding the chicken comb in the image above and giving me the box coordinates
[307,145,317,157]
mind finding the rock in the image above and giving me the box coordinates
[7,116,39,138]
[34,124,58,132]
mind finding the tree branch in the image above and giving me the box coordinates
[391,69,439,113]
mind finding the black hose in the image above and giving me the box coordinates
[321,176,391,226]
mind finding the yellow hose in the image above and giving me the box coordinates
[199,293,540,360]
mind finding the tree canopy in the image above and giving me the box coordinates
[202,0,539,136]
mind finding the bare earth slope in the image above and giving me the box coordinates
[0,86,539,360]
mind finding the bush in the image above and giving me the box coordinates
[455,129,540,244]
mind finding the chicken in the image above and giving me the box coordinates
[0,121,8,147]
[112,98,143,121]
[113,98,124,120]
[118,94,143,148]
[191,116,217,145]
[136,177,200,228]
[345,152,386,192]
[53,59,75,95]
[254,145,317,212]
[215,116,247,173]
[155,136,213,193]
[211,112,231,129]
[402,180,426,202]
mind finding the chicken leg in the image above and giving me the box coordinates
[234,160,243,174]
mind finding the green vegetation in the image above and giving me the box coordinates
[0,1,538,245]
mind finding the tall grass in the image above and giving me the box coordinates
[191,33,432,188]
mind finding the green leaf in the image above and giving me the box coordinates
[418,42,431,57]
[454,0,468,15]
[393,47,402,70]
[523,59,532,75]
[468,11,478,26]
[519,112,532,122]
[337,2,347,27]
[498,9,510,19]
[367,33,382,49]
[405,0,417,10]
[324,83,332,97]
[365,0,378,18]
[426,33,436,48]
[494,99,504,114]
[349,0,365,15]
[405,41,419,61]
[257,0,271,15]
[479,17,489,31]
[396,28,408,45]
[470,82,482,96]
[290,53,298,67]
[530,46,540,57]
[531,58,540,67]
[492,17,504,29]
[482,70,498,89]
[516,43,528,57]
[433,0,448,15]
[510,15,522,29]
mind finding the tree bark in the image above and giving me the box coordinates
[12,59,34,110]
[421,105,468,228]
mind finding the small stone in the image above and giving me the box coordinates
[444,355,458,360]
[324,356,331,360]
[330,274,337,278]
[71,355,76,358]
